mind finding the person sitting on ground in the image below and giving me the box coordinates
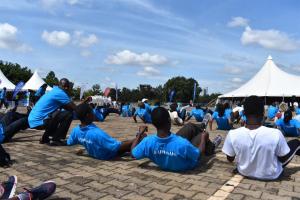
[28,78,86,146]
[222,95,300,180]
[209,103,232,131]
[224,102,233,119]
[33,83,48,104]
[67,103,147,160]
[186,104,204,122]
[142,98,152,113]
[121,102,133,117]
[133,102,152,123]
[91,103,120,122]
[0,87,7,109]
[267,102,279,120]
[131,107,222,172]
[275,110,300,137]
[0,111,29,144]
[231,104,244,124]
[176,102,189,121]
[0,175,56,200]
[169,103,184,126]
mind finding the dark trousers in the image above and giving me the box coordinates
[0,111,29,142]
[279,139,300,167]
[176,123,215,156]
[0,99,7,109]
[178,109,187,121]
[101,108,120,120]
[43,110,73,141]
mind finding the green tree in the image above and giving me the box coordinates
[44,71,59,87]
[163,76,200,103]
[0,60,32,84]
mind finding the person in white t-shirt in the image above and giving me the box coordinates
[169,103,184,126]
[222,95,300,180]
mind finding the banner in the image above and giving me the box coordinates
[80,84,86,100]
[115,84,118,101]
[104,87,111,97]
[13,81,25,99]
[193,82,197,102]
[169,89,176,102]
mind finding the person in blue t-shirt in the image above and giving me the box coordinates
[186,104,204,122]
[133,102,152,123]
[0,87,7,109]
[28,78,88,146]
[275,110,300,137]
[131,107,222,172]
[268,103,279,120]
[0,111,29,144]
[67,103,147,160]
[121,103,133,117]
[142,98,152,113]
[209,103,232,131]
[33,83,48,104]
[224,102,233,120]
[90,103,120,122]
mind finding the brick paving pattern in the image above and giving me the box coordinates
[1,115,300,199]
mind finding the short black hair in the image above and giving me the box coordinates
[170,103,177,112]
[75,103,93,122]
[151,107,170,129]
[244,96,264,117]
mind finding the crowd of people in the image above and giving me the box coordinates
[1,78,300,198]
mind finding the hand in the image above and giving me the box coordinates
[76,149,85,156]
[138,125,148,134]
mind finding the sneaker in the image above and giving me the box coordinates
[17,181,56,200]
[1,175,17,199]
[212,135,222,149]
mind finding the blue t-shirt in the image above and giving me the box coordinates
[295,108,300,115]
[93,109,104,122]
[268,106,278,119]
[132,134,200,172]
[151,105,159,112]
[144,103,152,113]
[212,112,232,130]
[275,119,300,137]
[28,86,71,128]
[0,124,5,143]
[134,108,152,123]
[190,109,204,122]
[121,105,132,117]
[67,123,121,160]
[0,90,6,99]
[35,87,46,97]
[225,108,232,119]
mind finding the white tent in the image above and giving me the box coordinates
[23,70,52,91]
[219,56,300,98]
[0,69,16,90]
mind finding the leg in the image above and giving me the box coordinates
[51,111,73,141]
[3,117,29,142]
[279,139,300,167]
[176,123,205,141]
[180,109,187,121]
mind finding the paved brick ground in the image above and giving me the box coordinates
[1,115,300,199]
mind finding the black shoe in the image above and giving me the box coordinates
[49,140,67,146]
[39,137,50,144]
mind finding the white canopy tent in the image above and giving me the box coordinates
[0,69,16,90]
[23,70,52,91]
[219,56,300,98]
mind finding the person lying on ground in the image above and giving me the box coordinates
[0,111,29,144]
[275,109,300,137]
[209,103,233,131]
[186,104,204,122]
[90,103,120,122]
[131,107,222,172]
[222,95,300,180]
[67,103,147,160]
[133,102,152,124]
[0,175,56,200]
[169,103,184,126]
[28,78,89,146]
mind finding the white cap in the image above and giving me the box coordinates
[142,98,148,102]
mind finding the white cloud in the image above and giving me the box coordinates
[241,26,300,51]
[222,66,243,75]
[40,0,79,9]
[73,31,99,48]
[0,23,31,52]
[41,30,71,47]
[137,66,160,77]
[228,17,249,28]
[230,77,243,83]
[106,50,168,66]
[80,49,91,57]
[222,53,255,64]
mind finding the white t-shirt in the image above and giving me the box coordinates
[168,111,183,125]
[222,126,290,180]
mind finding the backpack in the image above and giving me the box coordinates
[0,144,12,167]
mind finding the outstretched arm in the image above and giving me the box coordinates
[131,126,148,157]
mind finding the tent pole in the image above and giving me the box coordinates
[264,96,266,105]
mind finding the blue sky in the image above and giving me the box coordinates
[1,0,300,93]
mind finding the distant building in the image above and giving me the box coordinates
[139,84,152,91]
